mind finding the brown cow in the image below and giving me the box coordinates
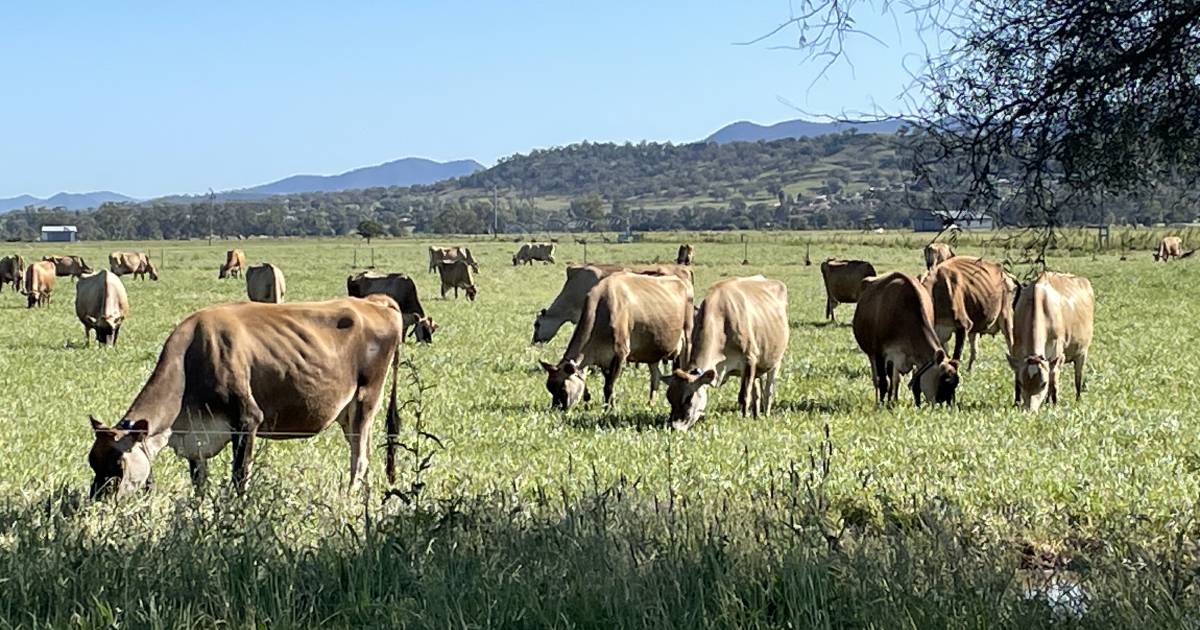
[853,272,960,405]
[346,271,437,343]
[663,275,788,428]
[75,270,129,347]
[245,263,287,303]
[109,251,159,281]
[436,260,477,300]
[219,249,246,279]
[920,256,1015,371]
[1009,272,1094,412]
[533,263,694,343]
[86,296,405,498]
[43,254,92,279]
[1154,236,1184,262]
[23,260,56,308]
[513,243,556,265]
[0,254,23,292]
[676,243,695,265]
[429,246,478,273]
[924,242,954,269]
[819,259,876,321]
[540,272,693,410]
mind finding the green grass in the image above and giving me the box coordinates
[1,232,1199,627]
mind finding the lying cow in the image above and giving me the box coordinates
[24,260,56,308]
[429,246,478,273]
[1154,236,1184,262]
[43,254,92,279]
[219,249,246,279]
[109,251,159,281]
[346,271,437,342]
[1009,272,1094,411]
[819,258,876,321]
[437,260,477,300]
[664,275,788,428]
[540,272,692,410]
[920,256,1015,371]
[76,270,129,347]
[924,242,954,269]
[533,263,694,343]
[246,263,286,303]
[513,242,556,265]
[853,272,960,405]
[676,243,695,265]
[87,296,405,498]
[0,254,23,292]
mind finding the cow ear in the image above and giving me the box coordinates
[934,348,947,363]
[672,369,692,380]
[129,419,150,443]
[1007,355,1021,370]
[562,361,578,376]
[948,360,960,370]
[697,369,717,386]
[1049,356,1064,369]
[539,360,557,373]
[89,415,105,433]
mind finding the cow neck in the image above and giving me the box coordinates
[1028,281,1051,357]
[120,337,188,459]
[688,312,725,372]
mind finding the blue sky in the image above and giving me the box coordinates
[0,2,928,198]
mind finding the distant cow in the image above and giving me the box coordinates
[24,260,56,308]
[43,254,92,279]
[429,246,478,274]
[86,296,405,498]
[75,270,129,347]
[920,256,1015,371]
[533,263,694,343]
[1009,272,1094,412]
[924,242,954,269]
[436,260,477,300]
[346,271,437,343]
[109,251,159,281]
[819,259,876,321]
[513,243,556,265]
[219,249,246,279]
[540,272,693,410]
[676,243,695,265]
[853,272,960,405]
[245,263,286,303]
[1154,236,1184,261]
[0,254,23,292]
[664,275,788,428]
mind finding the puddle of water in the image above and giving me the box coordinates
[1021,570,1089,618]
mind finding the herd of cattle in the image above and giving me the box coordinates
[0,235,1186,497]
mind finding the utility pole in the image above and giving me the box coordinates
[492,186,499,238]
[207,188,215,246]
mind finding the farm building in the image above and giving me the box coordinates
[40,225,78,242]
[911,210,994,232]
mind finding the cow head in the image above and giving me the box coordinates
[87,416,152,499]
[540,359,588,410]
[218,266,229,279]
[1008,354,1060,411]
[532,309,564,344]
[664,368,717,430]
[512,255,519,266]
[910,349,960,406]
[147,262,159,281]
[79,258,92,274]
[466,285,478,301]
[410,317,438,343]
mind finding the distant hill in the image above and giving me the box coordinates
[0,191,137,213]
[228,157,485,197]
[705,118,908,144]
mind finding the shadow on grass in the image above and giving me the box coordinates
[564,408,668,431]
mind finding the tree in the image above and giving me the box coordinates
[357,219,386,244]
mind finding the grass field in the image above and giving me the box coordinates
[1,231,1198,627]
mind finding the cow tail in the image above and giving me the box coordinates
[385,341,401,485]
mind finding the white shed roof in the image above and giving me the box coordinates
[41,225,78,232]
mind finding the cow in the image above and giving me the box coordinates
[1008,272,1094,412]
[428,246,478,274]
[75,270,129,347]
[109,251,159,281]
[533,263,694,344]
[676,243,695,265]
[540,272,693,410]
[436,260,477,300]
[920,256,1015,371]
[513,242,556,265]
[43,254,92,279]
[663,275,788,429]
[819,259,876,321]
[219,249,246,279]
[86,296,405,499]
[1154,236,1184,262]
[346,271,437,343]
[0,254,23,292]
[853,272,960,406]
[23,260,56,308]
[245,263,286,304]
[924,242,954,270]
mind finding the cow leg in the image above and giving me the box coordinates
[952,327,966,362]
[870,354,887,405]
[83,326,91,348]
[825,295,835,321]
[1073,353,1087,400]
[967,333,980,371]
[189,459,210,491]
[648,361,661,405]
[738,364,758,417]
[604,356,624,409]
[112,325,121,347]
[887,360,901,403]
[230,390,265,493]
[762,367,778,416]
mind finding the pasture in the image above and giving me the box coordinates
[1,232,1198,627]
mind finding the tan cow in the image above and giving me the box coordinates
[245,263,286,303]
[920,256,1015,370]
[540,272,693,410]
[428,246,478,273]
[43,254,92,279]
[75,270,129,347]
[533,263,694,343]
[924,242,954,269]
[23,260,56,308]
[676,243,695,265]
[0,254,23,292]
[109,251,159,280]
[853,272,960,405]
[346,271,437,342]
[663,275,788,428]
[86,296,405,498]
[219,249,246,279]
[436,260,477,300]
[513,243,556,265]
[819,258,876,321]
[1008,272,1094,412]
[1154,236,1184,261]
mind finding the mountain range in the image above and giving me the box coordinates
[704,118,907,143]
[0,191,137,213]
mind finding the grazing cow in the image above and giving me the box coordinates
[924,242,955,269]
[436,260,477,300]
[513,242,556,265]
[428,246,478,273]
[75,270,129,347]
[86,296,405,498]
[43,254,92,279]
[0,254,23,292]
[663,275,788,428]
[219,249,246,279]
[346,271,437,342]
[533,263,694,343]
[1008,272,1094,412]
[245,263,286,303]
[109,251,159,281]
[920,256,1015,371]
[853,272,960,405]
[540,272,693,410]
[1154,236,1184,262]
[676,243,695,265]
[819,259,876,321]
[23,260,56,308]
